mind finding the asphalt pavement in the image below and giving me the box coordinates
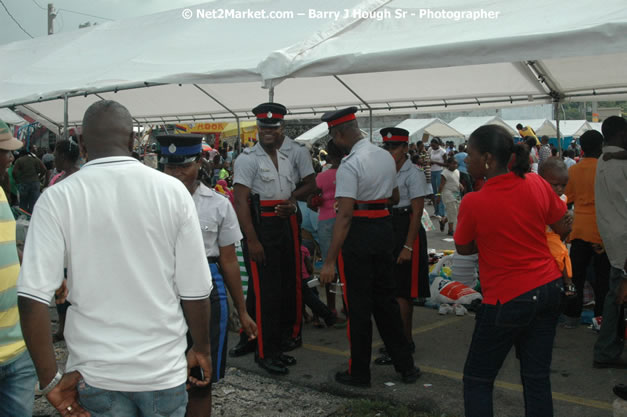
[227,208,623,417]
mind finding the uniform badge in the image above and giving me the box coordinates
[267,112,273,119]
[387,132,392,138]
[168,143,177,154]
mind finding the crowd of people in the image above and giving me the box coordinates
[0,104,625,417]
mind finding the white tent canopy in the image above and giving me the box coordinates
[395,118,464,142]
[589,122,602,133]
[0,0,626,132]
[504,119,557,137]
[0,108,27,126]
[449,116,518,138]
[294,122,329,145]
[552,120,592,138]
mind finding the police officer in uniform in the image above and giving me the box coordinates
[231,104,300,375]
[273,103,316,351]
[158,134,257,416]
[319,108,420,387]
[375,128,431,366]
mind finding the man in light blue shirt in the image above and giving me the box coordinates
[454,144,472,193]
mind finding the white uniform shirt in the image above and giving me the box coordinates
[193,183,243,257]
[335,139,397,201]
[595,145,627,270]
[280,136,315,184]
[394,159,431,208]
[233,143,295,200]
[17,157,212,392]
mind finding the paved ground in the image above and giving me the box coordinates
[228,301,622,417]
[228,213,624,417]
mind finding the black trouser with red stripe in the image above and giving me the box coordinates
[280,213,303,342]
[391,213,430,300]
[338,216,415,380]
[242,214,300,360]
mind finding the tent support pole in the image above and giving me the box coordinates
[193,84,241,154]
[63,94,69,141]
[333,76,373,140]
[269,86,274,103]
[554,100,561,155]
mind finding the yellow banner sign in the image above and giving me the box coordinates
[175,123,227,133]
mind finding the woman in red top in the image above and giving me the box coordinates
[454,125,570,417]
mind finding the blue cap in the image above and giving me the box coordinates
[156,135,203,165]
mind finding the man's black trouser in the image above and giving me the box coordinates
[242,214,298,360]
[337,216,414,380]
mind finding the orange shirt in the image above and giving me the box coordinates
[546,195,572,278]
[565,158,602,243]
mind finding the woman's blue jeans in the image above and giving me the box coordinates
[463,278,562,417]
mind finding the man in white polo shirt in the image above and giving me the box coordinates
[17,100,213,417]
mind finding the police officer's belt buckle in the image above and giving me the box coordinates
[391,206,412,216]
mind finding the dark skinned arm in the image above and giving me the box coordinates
[397,197,425,263]
[18,297,59,391]
[19,297,90,416]
[320,197,354,284]
[233,184,265,264]
[218,244,257,340]
[291,174,317,202]
[389,187,400,206]
[550,211,573,241]
[456,240,478,255]
[181,298,212,387]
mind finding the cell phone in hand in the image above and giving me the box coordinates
[190,366,204,382]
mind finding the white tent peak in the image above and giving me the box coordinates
[550,120,592,138]
[395,118,464,141]
[449,116,517,138]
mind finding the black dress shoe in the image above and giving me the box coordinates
[335,370,370,388]
[324,314,337,327]
[281,336,302,352]
[278,353,297,366]
[614,384,627,401]
[400,366,421,384]
[593,358,627,369]
[374,354,393,366]
[228,339,256,357]
[257,357,289,375]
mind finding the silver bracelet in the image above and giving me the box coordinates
[403,245,413,252]
[38,371,63,396]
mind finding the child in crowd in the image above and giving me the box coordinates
[300,244,338,328]
[538,158,576,299]
[438,156,463,236]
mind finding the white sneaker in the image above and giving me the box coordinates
[438,303,452,315]
[454,304,467,316]
[591,316,603,331]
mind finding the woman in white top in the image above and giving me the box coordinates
[438,155,463,236]
[428,138,448,218]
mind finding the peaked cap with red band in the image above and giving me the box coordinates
[380,127,409,143]
[321,106,358,129]
[252,102,287,127]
